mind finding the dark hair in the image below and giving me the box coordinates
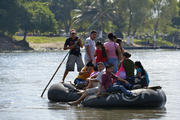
[105,64,113,69]
[123,52,131,58]
[108,33,114,41]
[96,41,107,58]
[116,38,122,44]
[90,30,97,34]
[86,61,94,67]
[113,35,117,39]
[135,61,146,76]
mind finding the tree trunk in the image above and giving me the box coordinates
[127,0,132,45]
[153,19,159,47]
[131,28,137,45]
[23,31,27,41]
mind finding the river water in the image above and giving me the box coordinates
[0,50,180,120]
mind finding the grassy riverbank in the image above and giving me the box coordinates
[13,36,66,51]
[11,35,176,51]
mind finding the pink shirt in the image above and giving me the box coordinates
[104,41,119,58]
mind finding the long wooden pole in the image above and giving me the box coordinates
[40,51,69,97]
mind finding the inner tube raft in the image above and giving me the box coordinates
[48,83,166,108]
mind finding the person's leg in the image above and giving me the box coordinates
[108,84,133,96]
[61,55,76,82]
[68,87,98,105]
[117,85,132,96]
[68,91,88,105]
[107,58,118,73]
[76,55,84,72]
[113,58,118,73]
[62,69,69,83]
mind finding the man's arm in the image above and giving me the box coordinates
[78,38,83,48]
[117,46,122,61]
[117,77,129,85]
[64,41,79,50]
[86,45,92,62]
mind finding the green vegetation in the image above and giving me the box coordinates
[133,39,174,46]
[0,0,180,49]
[13,36,66,43]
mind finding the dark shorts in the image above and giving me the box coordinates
[66,54,84,71]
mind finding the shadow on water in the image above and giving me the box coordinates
[47,102,166,120]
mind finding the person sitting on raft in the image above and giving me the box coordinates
[86,62,105,89]
[97,64,136,97]
[116,52,135,89]
[74,62,94,89]
[134,61,150,88]
[68,62,105,105]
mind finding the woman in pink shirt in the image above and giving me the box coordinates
[104,33,121,73]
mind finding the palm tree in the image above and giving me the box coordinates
[50,0,78,34]
[73,0,114,38]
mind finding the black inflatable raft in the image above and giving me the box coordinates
[48,83,166,108]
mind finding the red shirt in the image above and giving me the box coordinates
[95,49,107,63]
[101,71,117,90]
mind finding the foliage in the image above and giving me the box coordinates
[22,1,57,34]
[0,0,23,36]
[13,36,66,43]
[0,0,180,46]
[50,0,78,33]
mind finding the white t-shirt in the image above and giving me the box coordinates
[84,37,96,65]
[96,69,105,83]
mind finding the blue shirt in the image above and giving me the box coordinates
[136,68,149,85]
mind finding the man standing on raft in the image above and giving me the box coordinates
[61,29,84,83]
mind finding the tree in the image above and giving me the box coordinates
[50,0,78,34]
[20,1,57,41]
[0,0,23,36]
[115,0,153,44]
[73,0,115,38]
[151,0,178,46]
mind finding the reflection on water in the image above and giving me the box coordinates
[47,103,166,120]
[0,50,180,120]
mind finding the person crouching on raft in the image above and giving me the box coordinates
[74,62,94,89]
[68,62,105,105]
[97,64,136,97]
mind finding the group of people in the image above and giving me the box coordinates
[61,29,150,105]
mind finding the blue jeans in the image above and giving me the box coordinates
[106,84,132,96]
[126,76,136,85]
[107,58,118,73]
[115,81,132,90]
[74,78,86,85]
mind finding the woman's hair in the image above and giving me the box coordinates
[116,38,122,45]
[108,33,114,41]
[96,41,107,58]
[135,61,146,76]
[123,52,131,58]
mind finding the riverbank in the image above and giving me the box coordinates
[0,36,179,52]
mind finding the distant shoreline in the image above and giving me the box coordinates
[0,36,179,52]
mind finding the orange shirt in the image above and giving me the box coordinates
[77,67,94,80]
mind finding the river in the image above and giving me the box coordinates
[0,50,180,120]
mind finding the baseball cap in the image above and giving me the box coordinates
[70,29,76,34]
